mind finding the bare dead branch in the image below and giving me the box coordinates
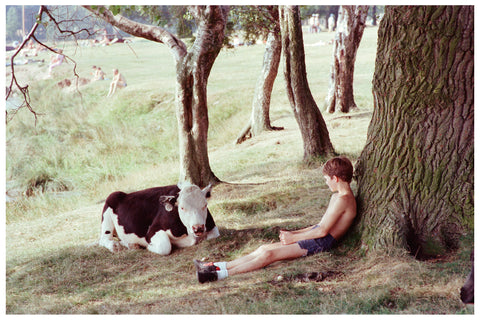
[6,5,92,123]
[6,6,46,124]
[43,5,100,41]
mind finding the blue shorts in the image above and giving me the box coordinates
[297,233,337,256]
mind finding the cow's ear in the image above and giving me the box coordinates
[159,195,176,212]
[202,184,212,199]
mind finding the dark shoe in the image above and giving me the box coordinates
[194,259,216,271]
[194,259,218,283]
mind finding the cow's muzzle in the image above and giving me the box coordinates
[192,224,206,237]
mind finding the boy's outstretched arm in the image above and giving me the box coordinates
[280,195,352,244]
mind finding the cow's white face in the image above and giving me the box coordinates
[177,184,212,237]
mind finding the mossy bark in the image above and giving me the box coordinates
[355,6,474,258]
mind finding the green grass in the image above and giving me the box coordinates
[5,27,474,314]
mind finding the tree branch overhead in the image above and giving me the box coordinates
[83,5,187,61]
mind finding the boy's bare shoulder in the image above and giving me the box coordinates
[335,192,356,214]
[328,192,355,210]
[339,191,355,202]
[342,192,357,214]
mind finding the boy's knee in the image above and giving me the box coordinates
[257,244,269,254]
[259,247,275,261]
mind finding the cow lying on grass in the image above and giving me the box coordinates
[99,183,219,255]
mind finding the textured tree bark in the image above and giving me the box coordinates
[236,25,283,144]
[280,5,334,160]
[84,6,227,187]
[325,5,368,113]
[175,6,227,187]
[355,6,474,259]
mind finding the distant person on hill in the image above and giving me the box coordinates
[27,39,35,50]
[96,67,106,80]
[99,35,111,46]
[328,14,336,32]
[99,29,111,46]
[194,157,357,283]
[48,49,64,77]
[107,68,127,97]
[92,66,106,81]
[21,40,39,57]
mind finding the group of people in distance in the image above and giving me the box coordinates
[90,66,127,97]
[14,37,127,98]
[90,65,127,97]
[47,47,127,97]
[48,51,126,97]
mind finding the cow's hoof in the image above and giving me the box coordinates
[112,241,122,252]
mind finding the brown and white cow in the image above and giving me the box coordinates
[99,183,219,255]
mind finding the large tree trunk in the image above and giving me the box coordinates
[279,5,335,161]
[355,6,474,259]
[325,5,368,113]
[236,26,283,144]
[84,5,227,187]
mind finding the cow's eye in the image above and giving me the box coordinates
[180,207,185,211]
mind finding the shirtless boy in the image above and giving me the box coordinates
[194,156,357,283]
[48,49,64,77]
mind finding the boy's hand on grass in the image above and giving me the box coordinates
[279,230,295,245]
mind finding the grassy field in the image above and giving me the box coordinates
[5,27,474,314]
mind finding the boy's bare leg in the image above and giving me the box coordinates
[226,242,282,270]
[227,242,307,276]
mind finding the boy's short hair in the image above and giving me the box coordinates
[322,157,353,183]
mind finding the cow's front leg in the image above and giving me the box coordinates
[206,226,220,240]
[99,208,121,252]
[148,230,172,255]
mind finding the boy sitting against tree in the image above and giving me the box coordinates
[194,156,357,283]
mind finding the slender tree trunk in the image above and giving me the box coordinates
[236,26,283,144]
[325,5,368,113]
[280,5,334,160]
[371,6,377,26]
[175,6,228,187]
[355,6,474,259]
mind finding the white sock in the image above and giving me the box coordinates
[217,268,228,280]
[214,261,227,271]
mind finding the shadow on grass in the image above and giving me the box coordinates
[5,225,302,313]
[6,229,474,314]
